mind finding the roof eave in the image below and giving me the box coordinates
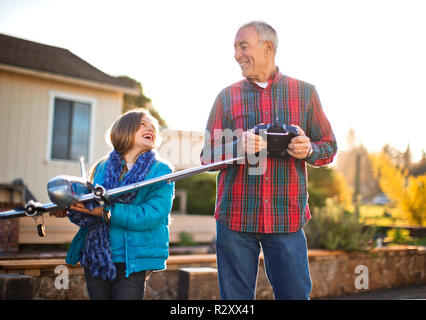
[0,63,140,96]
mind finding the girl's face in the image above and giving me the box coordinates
[132,115,157,153]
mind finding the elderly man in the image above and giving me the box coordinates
[201,21,337,300]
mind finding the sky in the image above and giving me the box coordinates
[1,0,425,161]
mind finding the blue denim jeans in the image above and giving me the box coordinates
[216,222,312,300]
[84,263,146,300]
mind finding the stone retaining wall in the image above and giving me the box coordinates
[308,246,425,298]
[0,203,20,254]
[0,246,425,299]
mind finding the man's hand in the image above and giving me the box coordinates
[242,130,267,155]
[287,126,312,160]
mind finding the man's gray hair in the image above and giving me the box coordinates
[239,21,278,54]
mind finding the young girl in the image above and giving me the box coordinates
[51,108,174,300]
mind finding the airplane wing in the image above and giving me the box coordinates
[0,207,27,219]
[0,201,59,220]
[0,156,243,220]
[105,156,244,198]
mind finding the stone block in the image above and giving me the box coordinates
[177,267,219,300]
[0,203,20,254]
[0,273,34,300]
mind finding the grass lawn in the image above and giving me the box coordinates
[358,204,426,246]
[358,204,411,227]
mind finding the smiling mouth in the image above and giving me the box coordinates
[239,62,248,67]
[143,133,153,141]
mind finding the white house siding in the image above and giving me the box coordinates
[0,69,123,243]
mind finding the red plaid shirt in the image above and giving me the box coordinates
[201,69,337,233]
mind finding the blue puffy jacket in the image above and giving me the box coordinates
[66,158,175,277]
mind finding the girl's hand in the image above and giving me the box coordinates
[69,203,104,217]
[49,208,68,218]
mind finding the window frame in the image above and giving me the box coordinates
[46,91,97,164]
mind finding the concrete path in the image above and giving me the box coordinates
[319,284,426,300]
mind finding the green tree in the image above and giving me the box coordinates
[118,75,167,127]
[307,166,352,210]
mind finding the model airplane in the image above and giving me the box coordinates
[0,156,244,237]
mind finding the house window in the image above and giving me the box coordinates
[50,98,91,161]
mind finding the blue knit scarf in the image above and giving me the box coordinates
[68,150,156,281]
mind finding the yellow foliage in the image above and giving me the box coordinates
[386,228,412,244]
[370,153,405,202]
[333,171,353,210]
[370,152,426,226]
[402,175,426,226]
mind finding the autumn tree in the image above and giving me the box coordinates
[370,151,426,226]
[335,128,381,200]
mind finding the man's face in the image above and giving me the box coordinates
[234,26,268,81]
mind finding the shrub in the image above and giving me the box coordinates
[305,205,376,251]
[176,231,198,246]
[386,228,412,244]
[172,172,217,215]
